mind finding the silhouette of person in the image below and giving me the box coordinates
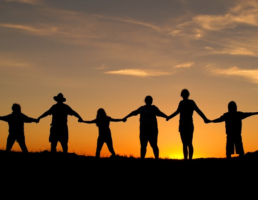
[167,89,210,160]
[37,93,82,153]
[79,108,123,158]
[123,96,167,159]
[0,104,37,152]
[210,101,258,159]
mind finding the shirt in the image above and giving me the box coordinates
[0,112,35,134]
[217,112,251,135]
[45,103,76,125]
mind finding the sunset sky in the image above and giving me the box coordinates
[1,0,258,158]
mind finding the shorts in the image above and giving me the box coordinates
[226,134,244,155]
[49,124,68,143]
[140,124,158,148]
[179,123,194,146]
[7,132,25,143]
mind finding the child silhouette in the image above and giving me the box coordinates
[211,101,258,159]
[0,104,37,152]
[79,108,124,158]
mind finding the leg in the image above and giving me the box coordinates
[6,135,15,152]
[17,137,28,153]
[140,125,149,159]
[149,134,159,159]
[188,132,194,160]
[96,136,105,158]
[105,135,116,156]
[188,144,193,160]
[51,140,58,153]
[226,135,234,159]
[60,141,68,153]
[58,125,69,153]
[183,144,188,160]
[180,131,188,160]
[235,135,244,156]
[140,133,148,159]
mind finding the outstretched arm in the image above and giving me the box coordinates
[167,103,180,121]
[70,110,83,121]
[195,104,210,123]
[241,112,258,120]
[0,115,10,122]
[156,108,168,119]
[123,108,140,121]
[37,110,51,122]
[212,117,225,123]
[109,117,124,122]
[23,114,38,123]
[79,119,97,124]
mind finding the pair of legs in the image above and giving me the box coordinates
[51,140,68,153]
[180,126,194,160]
[140,125,159,159]
[49,124,68,153]
[226,134,244,159]
[6,134,28,153]
[96,134,115,158]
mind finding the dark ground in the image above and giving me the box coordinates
[1,150,258,198]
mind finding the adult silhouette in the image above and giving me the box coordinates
[167,89,210,160]
[124,96,167,159]
[211,101,258,159]
[0,104,37,152]
[37,93,82,153]
[79,108,124,158]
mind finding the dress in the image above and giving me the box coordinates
[96,116,113,144]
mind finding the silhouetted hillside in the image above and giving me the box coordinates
[1,150,258,198]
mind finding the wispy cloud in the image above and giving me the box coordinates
[212,66,258,83]
[105,69,171,77]
[0,58,32,69]
[93,15,161,32]
[94,64,106,70]
[174,61,194,68]
[0,23,57,35]
[191,1,258,31]
[4,0,43,5]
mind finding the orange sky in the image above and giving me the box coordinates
[1,0,258,158]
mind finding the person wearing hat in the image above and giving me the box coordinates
[37,93,83,153]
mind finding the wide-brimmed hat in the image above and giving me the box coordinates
[53,93,66,102]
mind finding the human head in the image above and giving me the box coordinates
[12,103,21,113]
[228,101,237,112]
[97,108,107,118]
[181,89,189,100]
[144,96,153,106]
[53,93,66,103]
